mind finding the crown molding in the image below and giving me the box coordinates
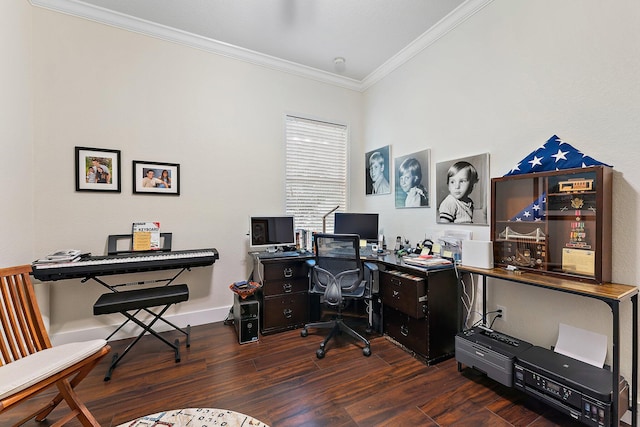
[361,0,493,90]
[30,0,492,93]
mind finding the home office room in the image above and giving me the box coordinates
[2,1,639,426]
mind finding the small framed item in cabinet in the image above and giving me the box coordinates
[491,166,612,283]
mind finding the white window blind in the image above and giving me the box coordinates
[285,115,347,234]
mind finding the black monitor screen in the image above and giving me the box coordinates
[250,216,295,248]
[333,213,379,242]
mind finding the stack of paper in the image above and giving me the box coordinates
[34,249,82,264]
[402,255,452,268]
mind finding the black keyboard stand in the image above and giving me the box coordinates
[90,234,193,381]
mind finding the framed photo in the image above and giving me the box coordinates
[394,149,430,208]
[436,152,490,225]
[75,146,121,192]
[365,145,391,195]
[133,160,180,195]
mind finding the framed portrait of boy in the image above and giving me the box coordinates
[435,153,489,225]
[394,149,430,208]
[75,146,121,192]
[133,160,180,195]
[365,145,391,195]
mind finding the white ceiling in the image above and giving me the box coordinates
[31,0,490,90]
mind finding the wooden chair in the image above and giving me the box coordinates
[0,265,111,426]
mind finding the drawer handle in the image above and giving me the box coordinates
[283,267,293,278]
[282,283,292,293]
[400,325,409,337]
[283,308,293,318]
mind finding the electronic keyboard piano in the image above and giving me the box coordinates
[32,248,219,281]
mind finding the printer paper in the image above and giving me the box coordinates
[554,323,607,368]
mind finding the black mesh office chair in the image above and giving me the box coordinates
[300,233,372,358]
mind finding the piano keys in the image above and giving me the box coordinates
[32,248,219,281]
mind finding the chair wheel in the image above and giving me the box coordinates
[300,328,308,337]
[363,346,371,357]
[316,348,325,359]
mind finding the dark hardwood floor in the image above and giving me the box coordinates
[1,320,628,427]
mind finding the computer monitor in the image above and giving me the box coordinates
[249,216,296,250]
[333,213,379,242]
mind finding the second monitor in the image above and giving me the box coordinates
[333,213,379,243]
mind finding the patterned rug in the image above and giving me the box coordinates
[116,407,269,427]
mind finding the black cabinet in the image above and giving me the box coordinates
[253,255,310,335]
[380,267,458,364]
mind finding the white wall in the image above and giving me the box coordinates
[361,0,640,383]
[5,0,639,391]
[0,1,34,266]
[29,7,363,342]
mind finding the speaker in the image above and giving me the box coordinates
[233,294,259,344]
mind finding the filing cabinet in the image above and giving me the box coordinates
[253,255,311,335]
[380,267,458,364]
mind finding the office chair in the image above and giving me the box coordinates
[0,265,111,426]
[300,233,373,358]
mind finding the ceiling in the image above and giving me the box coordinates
[32,0,489,90]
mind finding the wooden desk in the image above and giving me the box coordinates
[457,265,638,427]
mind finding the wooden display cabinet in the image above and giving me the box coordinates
[491,166,612,283]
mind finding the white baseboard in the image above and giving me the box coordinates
[50,305,232,346]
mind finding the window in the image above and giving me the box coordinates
[285,115,347,234]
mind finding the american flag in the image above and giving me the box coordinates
[510,193,546,222]
[504,135,611,176]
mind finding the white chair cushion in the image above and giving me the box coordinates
[0,339,107,400]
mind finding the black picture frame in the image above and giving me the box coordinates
[133,160,180,195]
[365,145,391,196]
[75,146,121,192]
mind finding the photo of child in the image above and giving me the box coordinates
[394,149,430,208]
[365,145,391,195]
[436,153,489,225]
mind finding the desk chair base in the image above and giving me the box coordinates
[301,318,371,359]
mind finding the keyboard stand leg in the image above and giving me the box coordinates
[174,338,181,362]
[143,307,190,342]
[103,304,177,381]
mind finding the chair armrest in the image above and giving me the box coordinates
[363,262,378,272]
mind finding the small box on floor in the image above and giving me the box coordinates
[233,294,259,344]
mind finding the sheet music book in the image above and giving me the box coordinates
[132,222,161,251]
[34,249,82,264]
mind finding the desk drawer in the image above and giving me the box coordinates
[384,305,429,357]
[261,292,308,334]
[262,277,308,296]
[380,270,427,318]
[262,261,308,281]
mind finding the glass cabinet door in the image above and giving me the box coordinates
[491,166,612,283]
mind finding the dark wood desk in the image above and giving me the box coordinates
[457,265,638,427]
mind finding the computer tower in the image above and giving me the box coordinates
[233,294,259,344]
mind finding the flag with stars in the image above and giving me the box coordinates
[510,193,546,222]
[504,135,612,176]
